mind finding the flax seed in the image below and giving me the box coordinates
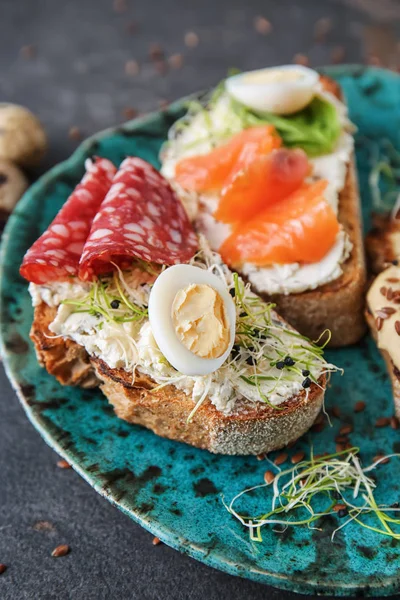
[264,470,275,484]
[291,451,305,464]
[387,287,394,300]
[386,278,399,283]
[332,406,341,418]
[391,416,399,430]
[51,544,70,557]
[354,401,366,413]
[375,417,390,428]
[152,536,162,546]
[373,455,390,464]
[254,16,272,35]
[184,31,199,48]
[333,503,347,512]
[125,59,140,76]
[311,422,325,433]
[395,321,400,336]
[335,435,349,444]
[376,316,383,331]
[57,459,71,469]
[380,286,387,297]
[274,452,288,466]
[68,126,81,141]
[0,564,6,575]
[293,53,309,66]
[339,424,353,435]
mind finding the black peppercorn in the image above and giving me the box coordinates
[302,377,312,389]
[111,300,120,309]
[302,369,310,377]
[276,361,285,370]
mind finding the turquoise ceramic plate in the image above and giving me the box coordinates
[1,66,400,596]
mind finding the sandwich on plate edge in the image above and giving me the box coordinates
[366,205,400,418]
[20,154,338,455]
[160,65,367,347]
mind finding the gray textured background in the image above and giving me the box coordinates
[1,0,400,599]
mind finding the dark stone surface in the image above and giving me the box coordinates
[0,1,399,598]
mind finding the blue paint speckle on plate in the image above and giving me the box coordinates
[1,66,400,596]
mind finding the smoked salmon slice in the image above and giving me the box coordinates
[174,125,281,192]
[214,148,310,224]
[220,180,340,266]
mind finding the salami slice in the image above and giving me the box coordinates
[78,157,198,281]
[20,158,117,284]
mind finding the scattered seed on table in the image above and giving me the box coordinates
[376,317,383,331]
[20,44,36,59]
[380,286,387,297]
[336,443,344,453]
[287,439,297,449]
[68,126,82,141]
[57,459,71,469]
[254,16,272,35]
[354,401,366,413]
[375,417,390,428]
[391,416,399,430]
[293,53,309,66]
[168,53,184,70]
[152,536,162,546]
[333,503,347,512]
[313,17,332,42]
[264,470,275,484]
[335,434,349,444]
[0,564,7,575]
[149,43,164,61]
[311,422,325,433]
[113,0,127,13]
[184,31,199,48]
[256,453,265,461]
[122,107,138,120]
[291,451,305,464]
[51,544,70,558]
[339,424,353,435]
[274,452,288,466]
[330,46,345,64]
[373,455,390,464]
[125,59,140,76]
[331,406,341,419]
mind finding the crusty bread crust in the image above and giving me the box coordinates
[30,302,326,455]
[245,76,367,347]
[30,303,98,388]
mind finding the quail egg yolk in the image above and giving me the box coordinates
[171,283,230,359]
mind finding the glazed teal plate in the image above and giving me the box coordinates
[1,66,400,596]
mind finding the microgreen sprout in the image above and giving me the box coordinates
[223,448,400,542]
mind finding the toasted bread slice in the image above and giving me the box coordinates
[30,302,326,455]
[253,76,366,347]
[365,213,400,417]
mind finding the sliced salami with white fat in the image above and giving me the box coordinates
[78,157,198,281]
[20,158,117,284]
